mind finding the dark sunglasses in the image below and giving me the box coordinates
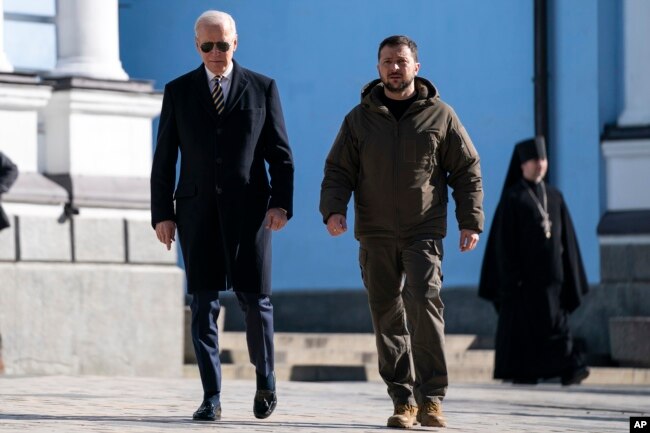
[199,41,231,53]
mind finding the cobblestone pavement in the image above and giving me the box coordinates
[0,376,648,432]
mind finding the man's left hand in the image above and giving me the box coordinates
[459,229,479,252]
[265,208,288,231]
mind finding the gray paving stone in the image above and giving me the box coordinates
[0,376,648,432]
[74,217,125,262]
[18,215,72,261]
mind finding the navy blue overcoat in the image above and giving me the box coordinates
[151,61,294,294]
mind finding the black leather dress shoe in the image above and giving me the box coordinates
[253,389,277,419]
[193,400,221,421]
[253,371,277,419]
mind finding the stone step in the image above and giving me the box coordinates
[219,332,477,354]
[220,332,376,352]
[447,349,495,368]
[220,347,495,368]
[184,363,650,385]
[583,366,650,385]
[220,348,378,365]
[185,363,496,383]
[185,331,650,385]
[355,365,497,383]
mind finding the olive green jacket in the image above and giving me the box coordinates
[320,77,484,240]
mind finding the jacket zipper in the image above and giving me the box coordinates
[394,117,401,240]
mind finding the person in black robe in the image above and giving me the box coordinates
[478,136,590,385]
[0,151,19,231]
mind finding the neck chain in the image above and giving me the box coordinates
[522,179,552,239]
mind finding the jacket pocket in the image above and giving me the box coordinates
[359,247,369,289]
[405,129,438,168]
[427,131,439,167]
[174,183,197,199]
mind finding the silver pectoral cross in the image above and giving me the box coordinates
[542,216,552,239]
[523,179,553,239]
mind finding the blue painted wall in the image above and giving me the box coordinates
[119,0,609,290]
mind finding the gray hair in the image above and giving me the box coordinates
[194,10,237,37]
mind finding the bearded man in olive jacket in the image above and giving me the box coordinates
[320,35,483,429]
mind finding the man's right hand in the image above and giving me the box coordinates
[326,213,347,237]
[155,220,177,250]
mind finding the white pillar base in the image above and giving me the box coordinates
[40,78,161,209]
[602,138,650,210]
[42,81,161,178]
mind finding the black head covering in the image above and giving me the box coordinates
[516,136,546,162]
[501,136,547,197]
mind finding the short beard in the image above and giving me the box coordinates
[383,76,414,93]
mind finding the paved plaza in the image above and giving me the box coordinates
[0,376,648,432]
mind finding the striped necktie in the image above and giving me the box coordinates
[212,76,225,114]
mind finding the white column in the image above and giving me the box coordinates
[50,0,128,80]
[618,0,650,126]
[0,0,14,72]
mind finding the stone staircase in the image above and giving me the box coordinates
[184,330,650,385]
[185,331,496,383]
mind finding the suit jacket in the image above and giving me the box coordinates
[0,152,19,231]
[151,61,294,294]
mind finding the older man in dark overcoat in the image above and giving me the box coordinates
[150,10,294,422]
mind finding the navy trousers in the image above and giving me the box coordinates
[190,291,274,403]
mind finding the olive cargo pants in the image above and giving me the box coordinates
[359,237,448,406]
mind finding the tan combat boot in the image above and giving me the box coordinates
[417,401,447,427]
[387,403,418,428]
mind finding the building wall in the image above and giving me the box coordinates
[0,0,186,376]
[117,0,611,290]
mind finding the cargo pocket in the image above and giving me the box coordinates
[359,247,369,289]
[425,240,444,310]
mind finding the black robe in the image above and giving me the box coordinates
[478,180,588,380]
[0,152,19,231]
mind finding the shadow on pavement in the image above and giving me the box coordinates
[0,413,384,430]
